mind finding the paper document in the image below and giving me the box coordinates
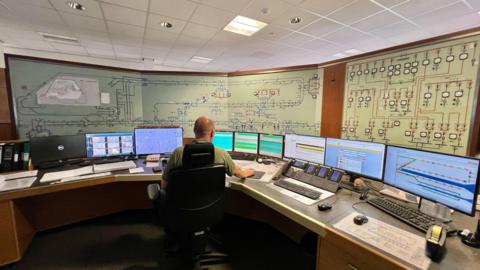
[40,166,93,183]
[0,177,36,192]
[129,167,144,174]
[334,212,431,270]
[0,170,38,181]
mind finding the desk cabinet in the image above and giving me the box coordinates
[317,229,407,270]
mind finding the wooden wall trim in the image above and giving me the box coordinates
[320,63,346,138]
[468,84,480,156]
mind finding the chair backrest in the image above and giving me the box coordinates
[166,143,226,232]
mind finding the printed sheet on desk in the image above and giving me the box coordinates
[334,212,431,270]
[0,177,36,192]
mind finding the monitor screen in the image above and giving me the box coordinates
[213,131,233,151]
[86,132,134,158]
[259,134,284,158]
[284,134,326,164]
[234,132,258,154]
[317,166,330,178]
[134,128,183,155]
[30,135,86,165]
[325,138,386,180]
[384,146,480,216]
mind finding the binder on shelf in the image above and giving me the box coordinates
[0,143,4,169]
[1,144,14,172]
[22,142,30,170]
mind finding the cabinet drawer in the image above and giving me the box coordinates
[317,231,407,270]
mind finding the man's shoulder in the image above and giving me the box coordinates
[214,147,230,158]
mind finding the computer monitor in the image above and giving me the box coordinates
[213,131,234,151]
[85,132,134,158]
[384,146,480,216]
[134,127,183,155]
[325,138,386,180]
[30,134,86,165]
[258,134,284,158]
[233,132,259,154]
[284,134,326,164]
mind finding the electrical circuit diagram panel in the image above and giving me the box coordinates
[342,35,480,155]
[8,58,322,138]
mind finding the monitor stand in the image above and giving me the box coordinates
[462,219,480,248]
[339,173,367,192]
[419,198,452,223]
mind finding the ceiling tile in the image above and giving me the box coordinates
[7,4,64,26]
[411,2,477,32]
[271,7,321,31]
[181,22,219,40]
[282,0,304,4]
[170,35,207,54]
[86,47,115,57]
[147,13,187,34]
[107,21,145,38]
[102,3,147,27]
[75,30,111,43]
[279,32,315,47]
[31,24,74,37]
[421,12,480,36]
[142,47,170,58]
[114,44,142,55]
[51,43,88,55]
[101,0,149,11]
[183,61,207,70]
[198,0,252,13]
[350,10,403,32]
[110,34,143,47]
[300,38,338,52]
[327,0,384,25]
[163,52,194,66]
[150,0,198,20]
[15,39,55,50]
[254,25,292,41]
[190,4,235,28]
[195,47,225,59]
[144,28,178,44]
[322,27,371,44]
[372,0,409,8]
[298,18,343,38]
[465,0,480,9]
[61,12,108,33]
[1,0,52,9]
[392,0,458,18]
[300,0,356,16]
[240,0,292,23]
[49,0,103,19]
[81,39,113,50]
[371,21,429,44]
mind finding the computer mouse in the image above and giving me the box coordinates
[262,160,272,165]
[317,203,332,211]
[359,190,369,200]
[353,214,368,225]
[257,158,263,163]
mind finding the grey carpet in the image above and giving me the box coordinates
[5,210,315,270]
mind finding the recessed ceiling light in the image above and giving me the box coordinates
[289,17,302,24]
[332,53,347,58]
[67,1,85,11]
[159,21,173,28]
[478,10,480,15]
[38,32,79,44]
[224,15,267,36]
[344,49,363,55]
[190,56,213,64]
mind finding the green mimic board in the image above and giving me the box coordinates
[8,58,322,138]
[342,35,480,155]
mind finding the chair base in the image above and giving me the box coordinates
[193,251,229,270]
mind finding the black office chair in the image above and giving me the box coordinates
[165,143,228,269]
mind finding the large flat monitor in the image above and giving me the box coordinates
[258,134,284,158]
[85,132,134,158]
[30,134,86,165]
[384,146,480,216]
[213,131,234,151]
[233,132,258,154]
[325,138,386,180]
[284,134,326,164]
[134,127,183,155]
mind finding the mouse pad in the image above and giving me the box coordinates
[249,171,266,179]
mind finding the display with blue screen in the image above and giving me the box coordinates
[259,134,284,158]
[213,131,233,151]
[86,132,134,158]
[384,146,480,215]
[325,138,385,180]
[134,128,183,155]
[234,132,258,154]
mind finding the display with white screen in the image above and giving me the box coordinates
[384,146,480,215]
[234,132,258,154]
[284,134,326,164]
[86,132,134,158]
[259,134,284,158]
[325,138,385,180]
[134,128,183,155]
[213,131,233,151]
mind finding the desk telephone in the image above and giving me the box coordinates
[282,159,342,193]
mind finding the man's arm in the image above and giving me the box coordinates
[234,164,255,178]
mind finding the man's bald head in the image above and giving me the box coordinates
[193,116,215,140]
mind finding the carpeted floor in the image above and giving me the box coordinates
[4,210,315,270]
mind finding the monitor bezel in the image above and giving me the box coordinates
[325,137,387,181]
[134,127,184,155]
[85,131,135,158]
[258,133,284,159]
[284,133,326,164]
[384,145,480,217]
[213,130,234,152]
[233,131,259,154]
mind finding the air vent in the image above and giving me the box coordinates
[38,32,79,44]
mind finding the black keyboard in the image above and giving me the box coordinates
[367,197,447,232]
[274,180,321,200]
[229,152,256,161]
